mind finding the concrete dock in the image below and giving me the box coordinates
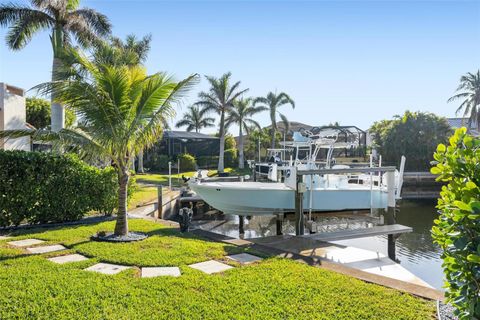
[250,234,432,288]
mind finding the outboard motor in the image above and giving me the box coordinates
[178,207,193,232]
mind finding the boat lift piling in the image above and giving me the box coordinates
[293,166,402,260]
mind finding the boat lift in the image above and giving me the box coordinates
[291,165,410,260]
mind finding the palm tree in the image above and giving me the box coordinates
[0,49,197,236]
[93,34,152,67]
[254,92,295,149]
[98,34,153,174]
[225,98,266,168]
[195,72,248,172]
[175,105,215,133]
[0,0,111,132]
[448,70,480,129]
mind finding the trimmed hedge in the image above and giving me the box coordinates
[0,151,134,227]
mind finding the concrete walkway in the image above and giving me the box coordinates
[5,236,264,278]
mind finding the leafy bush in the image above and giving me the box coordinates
[0,151,136,227]
[431,127,480,319]
[178,153,196,171]
[224,148,237,167]
[370,111,452,171]
[26,97,76,129]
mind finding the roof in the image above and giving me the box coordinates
[446,118,478,129]
[163,130,218,140]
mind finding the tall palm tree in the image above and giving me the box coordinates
[448,70,480,129]
[225,98,266,168]
[0,49,197,236]
[0,0,111,132]
[195,72,248,172]
[175,105,215,133]
[254,92,295,149]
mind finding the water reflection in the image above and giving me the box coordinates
[192,200,445,290]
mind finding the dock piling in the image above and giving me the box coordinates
[386,170,397,260]
[295,173,305,236]
[157,185,163,218]
[276,215,283,235]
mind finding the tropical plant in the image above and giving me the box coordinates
[254,91,295,149]
[448,70,480,129]
[0,49,197,236]
[94,34,153,173]
[175,105,215,133]
[0,0,111,131]
[225,98,265,168]
[431,128,480,319]
[26,97,75,129]
[369,111,452,171]
[195,72,248,172]
[93,34,152,67]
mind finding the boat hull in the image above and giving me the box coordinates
[189,181,388,216]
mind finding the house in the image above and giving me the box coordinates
[0,83,31,151]
[446,118,479,136]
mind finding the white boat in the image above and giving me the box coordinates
[189,130,405,216]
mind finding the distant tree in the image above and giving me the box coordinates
[224,133,237,150]
[254,92,294,149]
[93,34,152,67]
[225,98,265,168]
[26,97,75,129]
[0,0,111,131]
[245,127,280,160]
[369,111,452,171]
[195,72,248,172]
[175,105,215,133]
[448,70,480,129]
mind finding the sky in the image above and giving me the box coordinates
[1,0,479,134]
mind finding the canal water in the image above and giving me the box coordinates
[193,200,444,290]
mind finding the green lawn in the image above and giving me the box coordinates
[0,220,435,319]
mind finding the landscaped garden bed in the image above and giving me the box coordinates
[0,219,435,319]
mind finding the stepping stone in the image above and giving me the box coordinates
[188,260,233,274]
[7,238,44,247]
[226,253,263,265]
[26,244,66,254]
[141,267,181,278]
[48,254,89,264]
[84,263,131,275]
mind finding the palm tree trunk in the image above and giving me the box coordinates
[50,28,65,132]
[271,126,276,149]
[114,168,129,236]
[238,125,244,169]
[218,111,225,173]
[138,149,144,173]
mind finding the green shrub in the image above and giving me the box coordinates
[224,148,237,167]
[431,127,480,319]
[178,153,196,171]
[0,151,136,226]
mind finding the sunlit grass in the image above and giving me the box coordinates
[0,219,435,319]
